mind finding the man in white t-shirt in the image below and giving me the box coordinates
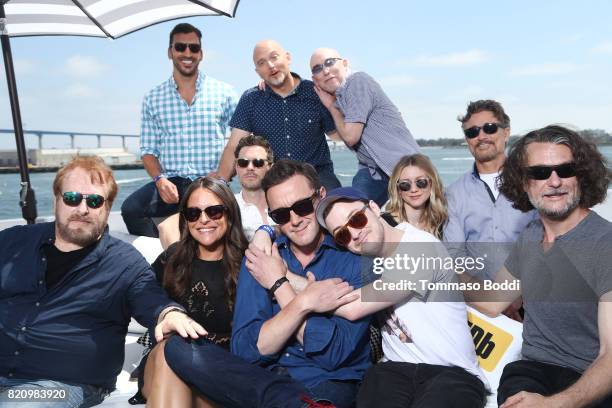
[232,135,274,240]
[316,187,488,408]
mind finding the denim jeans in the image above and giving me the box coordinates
[351,168,389,207]
[164,336,358,408]
[316,165,342,192]
[120,176,193,237]
[0,377,110,408]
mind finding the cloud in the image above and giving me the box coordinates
[64,56,110,77]
[509,63,579,76]
[378,74,423,87]
[14,59,36,75]
[592,42,612,54]
[64,84,96,98]
[403,50,488,67]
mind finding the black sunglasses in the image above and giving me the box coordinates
[62,192,105,209]
[397,178,430,192]
[268,193,318,225]
[173,42,201,53]
[237,158,268,168]
[182,205,227,222]
[526,162,577,180]
[311,58,343,76]
[333,204,369,247]
[463,122,507,139]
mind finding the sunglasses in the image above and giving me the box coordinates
[268,193,317,225]
[173,42,201,53]
[397,178,430,192]
[62,192,105,209]
[525,162,577,180]
[237,158,268,168]
[182,205,227,222]
[463,122,507,139]
[311,57,343,76]
[333,204,369,247]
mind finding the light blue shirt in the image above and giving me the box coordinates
[140,72,237,179]
[444,164,537,280]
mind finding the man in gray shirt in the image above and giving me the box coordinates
[309,48,420,206]
[444,100,536,282]
[472,125,612,407]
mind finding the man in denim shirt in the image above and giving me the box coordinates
[0,157,202,407]
[164,160,371,408]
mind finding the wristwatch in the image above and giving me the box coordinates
[153,174,166,183]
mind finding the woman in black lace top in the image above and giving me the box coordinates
[142,177,248,407]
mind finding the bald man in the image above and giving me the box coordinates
[310,48,420,206]
[214,40,342,191]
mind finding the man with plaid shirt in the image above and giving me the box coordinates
[121,23,237,237]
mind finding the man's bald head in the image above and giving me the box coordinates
[309,47,348,94]
[253,39,292,88]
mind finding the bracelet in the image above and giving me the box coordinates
[257,224,276,241]
[268,277,289,297]
[158,306,187,322]
[153,174,166,183]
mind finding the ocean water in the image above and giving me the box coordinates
[1,146,611,219]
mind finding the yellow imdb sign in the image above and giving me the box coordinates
[467,312,514,372]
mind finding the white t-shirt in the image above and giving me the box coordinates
[234,191,273,241]
[381,223,488,387]
[479,172,500,200]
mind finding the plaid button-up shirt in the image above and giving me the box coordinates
[140,72,237,179]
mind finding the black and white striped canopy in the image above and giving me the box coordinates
[1,0,240,38]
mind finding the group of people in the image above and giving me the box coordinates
[1,21,612,408]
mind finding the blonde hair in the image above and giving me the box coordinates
[386,154,447,239]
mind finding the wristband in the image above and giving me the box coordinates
[257,224,276,241]
[158,306,187,322]
[268,277,289,297]
[153,174,166,183]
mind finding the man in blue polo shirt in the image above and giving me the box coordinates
[164,160,371,408]
[309,48,420,206]
[214,40,342,192]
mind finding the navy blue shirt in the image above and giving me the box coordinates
[0,223,176,389]
[229,73,336,171]
[231,233,371,388]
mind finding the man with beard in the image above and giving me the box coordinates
[213,40,342,192]
[122,23,237,237]
[163,160,371,408]
[444,100,536,282]
[471,125,612,407]
[0,156,203,407]
[309,48,420,206]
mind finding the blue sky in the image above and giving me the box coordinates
[1,0,612,151]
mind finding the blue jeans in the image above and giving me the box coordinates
[0,377,110,408]
[351,168,389,207]
[120,176,192,237]
[164,336,358,408]
[316,165,342,192]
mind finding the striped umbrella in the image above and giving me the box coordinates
[0,0,240,224]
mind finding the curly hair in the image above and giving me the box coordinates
[499,125,609,212]
[457,99,510,128]
[163,177,248,309]
[385,154,448,239]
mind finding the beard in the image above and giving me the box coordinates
[266,71,287,87]
[57,213,106,247]
[528,188,580,220]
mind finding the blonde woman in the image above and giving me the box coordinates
[382,154,448,239]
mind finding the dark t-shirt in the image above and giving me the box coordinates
[43,242,97,288]
[152,247,233,348]
[504,211,612,372]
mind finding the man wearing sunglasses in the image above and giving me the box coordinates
[163,160,372,407]
[444,100,536,287]
[468,125,612,408]
[309,48,420,206]
[0,156,205,407]
[213,40,342,193]
[121,22,237,238]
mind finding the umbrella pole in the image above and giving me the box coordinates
[1,4,37,224]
